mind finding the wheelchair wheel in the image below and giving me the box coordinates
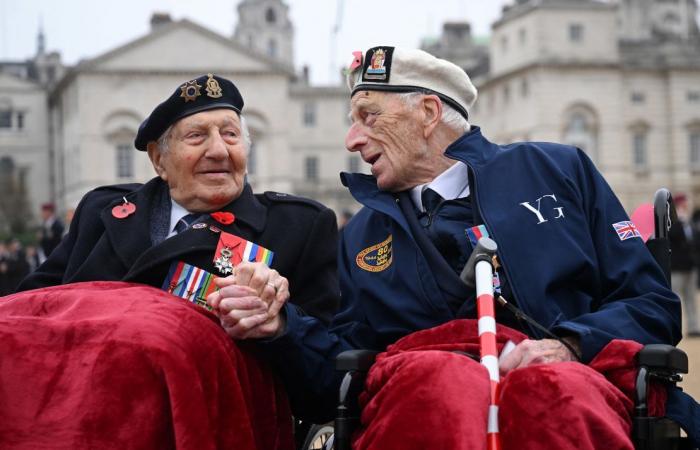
[301,423,334,450]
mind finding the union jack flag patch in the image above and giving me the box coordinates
[612,221,642,241]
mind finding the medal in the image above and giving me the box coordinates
[214,247,234,275]
[212,232,275,275]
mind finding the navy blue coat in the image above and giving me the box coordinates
[17,177,340,325]
[260,127,690,431]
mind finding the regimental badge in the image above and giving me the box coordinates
[180,79,202,102]
[356,235,393,272]
[205,73,223,98]
[162,261,218,310]
[362,47,393,82]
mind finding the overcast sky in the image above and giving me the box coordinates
[0,0,510,85]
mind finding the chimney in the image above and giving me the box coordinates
[150,12,172,31]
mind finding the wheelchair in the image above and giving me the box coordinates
[306,188,695,450]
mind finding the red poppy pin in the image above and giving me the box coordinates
[211,211,235,225]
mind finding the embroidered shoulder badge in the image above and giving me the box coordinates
[356,235,393,272]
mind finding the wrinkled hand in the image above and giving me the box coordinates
[499,338,579,376]
[207,262,289,339]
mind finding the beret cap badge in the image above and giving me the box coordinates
[135,74,244,151]
[205,73,223,98]
[180,79,202,102]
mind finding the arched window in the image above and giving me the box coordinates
[562,104,598,161]
[102,110,141,180]
[265,7,276,24]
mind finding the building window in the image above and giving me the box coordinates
[267,39,277,58]
[520,78,529,97]
[265,7,276,24]
[305,156,319,181]
[303,102,316,127]
[348,155,360,173]
[500,35,508,52]
[688,91,700,102]
[502,85,510,104]
[0,110,11,128]
[632,132,648,169]
[630,92,645,103]
[16,112,24,129]
[690,132,700,169]
[519,28,527,45]
[563,106,598,161]
[116,144,133,178]
[569,24,583,42]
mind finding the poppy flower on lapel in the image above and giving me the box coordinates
[211,211,235,225]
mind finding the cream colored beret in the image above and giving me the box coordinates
[346,46,477,119]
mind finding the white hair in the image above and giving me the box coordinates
[396,91,470,135]
[156,112,252,153]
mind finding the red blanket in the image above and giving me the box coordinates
[0,281,293,450]
[354,320,667,450]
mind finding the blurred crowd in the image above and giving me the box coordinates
[0,202,66,295]
[670,194,700,337]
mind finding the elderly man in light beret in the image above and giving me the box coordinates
[7,74,339,449]
[251,47,693,448]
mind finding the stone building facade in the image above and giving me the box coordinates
[429,0,700,209]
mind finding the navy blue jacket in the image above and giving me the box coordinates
[261,128,690,433]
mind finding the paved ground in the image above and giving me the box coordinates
[677,292,700,401]
[678,333,700,401]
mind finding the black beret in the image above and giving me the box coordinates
[134,73,244,151]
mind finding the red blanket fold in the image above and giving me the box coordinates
[0,281,293,450]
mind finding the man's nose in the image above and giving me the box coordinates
[206,132,228,158]
[345,122,368,152]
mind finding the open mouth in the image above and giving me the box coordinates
[365,154,380,165]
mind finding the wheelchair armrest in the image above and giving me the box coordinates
[636,344,688,374]
[335,349,380,372]
[334,350,379,450]
[635,344,687,415]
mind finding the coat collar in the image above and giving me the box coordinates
[443,126,502,169]
[101,178,267,276]
[340,172,412,237]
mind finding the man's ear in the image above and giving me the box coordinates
[146,142,167,181]
[421,95,443,139]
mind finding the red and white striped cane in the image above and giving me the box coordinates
[460,237,501,450]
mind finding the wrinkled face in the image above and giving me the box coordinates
[147,109,247,212]
[345,91,435,192]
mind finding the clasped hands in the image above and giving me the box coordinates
[206,262,289,339]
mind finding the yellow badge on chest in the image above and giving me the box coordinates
[356,235,393,272]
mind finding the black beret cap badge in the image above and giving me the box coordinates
[180,79,202,102]
[205,73,223,98]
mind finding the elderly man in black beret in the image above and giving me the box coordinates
[18,74,338,330]
[7,74,339,449]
